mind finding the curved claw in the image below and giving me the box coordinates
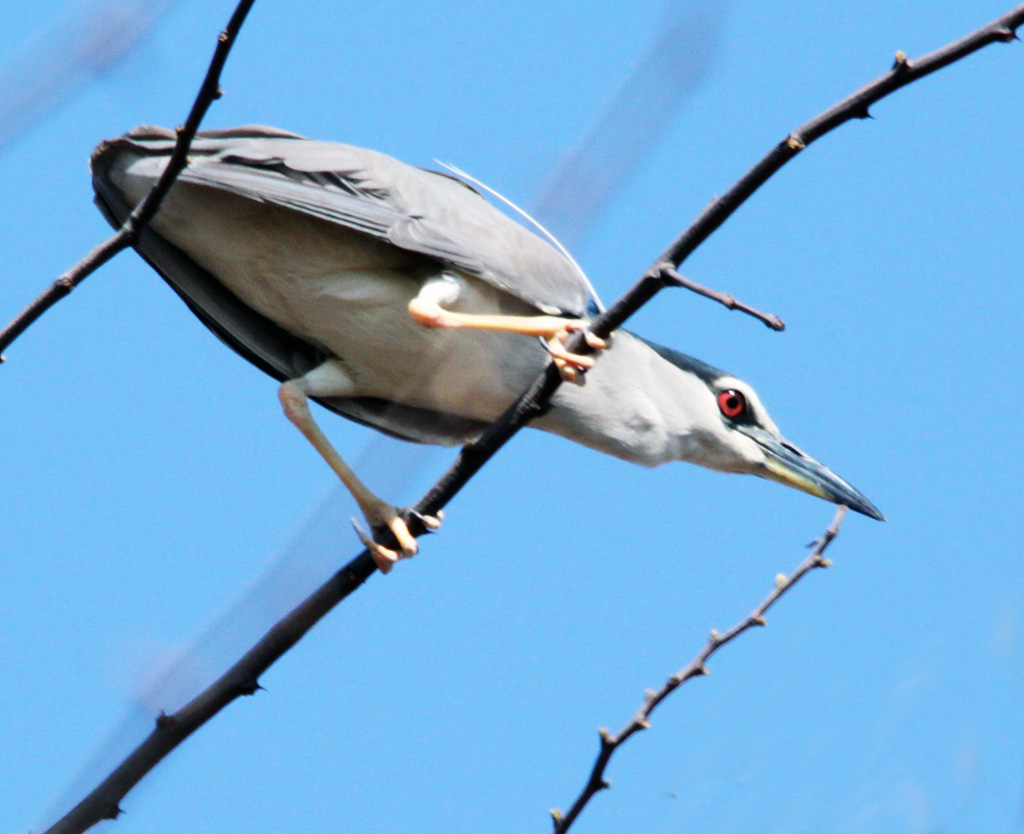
[410,509,444,531]
[543,327,612,384]
[351,518,402,574]
[351,510,446,574]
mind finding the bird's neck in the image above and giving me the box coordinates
[537,331,714,467]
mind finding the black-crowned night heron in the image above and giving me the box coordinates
[91,125,883,571]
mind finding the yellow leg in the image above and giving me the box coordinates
[408,280,609,381]
[278,375,440,573]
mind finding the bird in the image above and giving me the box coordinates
[91,125,883,571]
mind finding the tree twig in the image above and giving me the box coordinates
[0,0,257,363]
[549,507,847,833]
[37,5,1024,832]
[663,265,785,330]
[32,1,260,828]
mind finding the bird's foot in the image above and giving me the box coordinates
[352,508,444,574]
[545,326,610,384]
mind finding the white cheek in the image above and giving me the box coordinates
[678,426,765,474]
[733,431,767,470]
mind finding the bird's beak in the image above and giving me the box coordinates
[740,427,885,521]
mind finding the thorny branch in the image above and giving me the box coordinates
[0,0,257,363]
[32,4,1024,833]
[25,0,257,830]
[549,507,848,833]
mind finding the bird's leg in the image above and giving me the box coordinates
[278,360,440,573]
[408,275,608,381]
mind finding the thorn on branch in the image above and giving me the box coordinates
[552,511,847,831]
[892,50,911,71]
[786,134,805,151]
[155,711,175,730]
[214,85,224,99]
[992,26,1019,42]
[550,809,564,826]
[817,557,833,568]
[599,779,611,790]
[235,677,263,696]
[103,804,124,821]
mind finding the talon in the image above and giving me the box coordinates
[544,334,595,370]
[407,508,444,534]
[555,361,585,385]
[351,518,402,573]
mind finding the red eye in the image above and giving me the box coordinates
[717,389,747,419]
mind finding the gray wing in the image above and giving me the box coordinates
[91,126,494,446]
[100,125,591,317]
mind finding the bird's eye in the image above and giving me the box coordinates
[717,389,747,419]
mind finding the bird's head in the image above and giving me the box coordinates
[645,341,884,521]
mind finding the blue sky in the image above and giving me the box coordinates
[2,1,1023,832]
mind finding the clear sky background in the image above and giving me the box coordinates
[2,1,1023,832]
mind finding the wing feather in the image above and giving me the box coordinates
[98,125,591,317]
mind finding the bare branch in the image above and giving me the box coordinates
[550,507,847,833]
[35,5,1024,831]
[659,5,1024,269]
[412,2,1024,521]
[43,560,371,834]
[663,265,785,330]
[0,0,257,364]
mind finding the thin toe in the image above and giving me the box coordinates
[388,516,419,555]
[370,546,399,574]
